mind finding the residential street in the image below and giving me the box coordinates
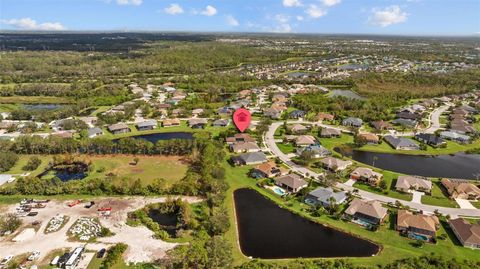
[264,121,480,218]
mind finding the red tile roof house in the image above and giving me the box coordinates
[274,173,308,193]
[344,198,388,226]
[317,113,335,122]
[448,218,480,249]
[226,133,256,144]
[350,167,383,186]
[251,161,288,178]
[441,178,480,200]
[357,133,380,144]
[396,210,439,242]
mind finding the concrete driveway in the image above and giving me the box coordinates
[410,191,424,204]
[455,199,476,209]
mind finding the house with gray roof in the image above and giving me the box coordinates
[384,135,420,150]
[231,152,268,166]
[392,118,418,128]
[136,120,157,131]
[440,131,471,143]
[296,145,331,159]
[108,123,131,135]
[87,127,103,138]
[212,119,229,127]
[305,187,347,207]
[342,117,363,127]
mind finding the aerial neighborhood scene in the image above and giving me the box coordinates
[0,0,479,269]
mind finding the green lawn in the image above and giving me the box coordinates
[276,143,295,154]
[221,159,480,268]
[421,180,459,208]
[470,200,480,209]
[352,170,413,201]
[3,155,52,177]
[0,96,73,104]
[0,103,19,112]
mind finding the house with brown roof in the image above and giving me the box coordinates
[395,176,432,194]
[226,133,256,144]
[319,157,352,172]
[274,173,308,193]
[320,128,341,138]
[396,210,439,241]
[107,123,131,135]
[357,133,380,144]
[350,167,383,186]
[441,179,480,200]
[288,124,308,134]
[344,198,388,225]
[317,113,335,122]
[448,218,480,249]
[251,161,288,178]
[230,142,261,153]
[371,120,394,131]
[294,135,317,147]
[162,118,181,127]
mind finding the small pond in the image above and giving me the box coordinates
[40,163,89,182]
[329,90,366,100]
[148,209,179,236]
[234,188,379,259]
[344,150,480,179]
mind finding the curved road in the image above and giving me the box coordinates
[264,121,480,218]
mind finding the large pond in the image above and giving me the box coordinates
[346,150,480,179]
[329,90,365,100]
[148,209,179,236]
[117,132,194,144]
[234,188,379,259]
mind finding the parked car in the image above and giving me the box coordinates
[97,248,106,258]
[27,212,38,217]
[27,251,40,261]
[0,255,13,266]
[85,201,95,209]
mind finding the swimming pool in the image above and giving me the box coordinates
[272,186,286,196]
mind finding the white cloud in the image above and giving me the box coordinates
[273,14,292,33]
[306,5,327,18]
[116,0,142,6]
[226,15,239,26]
[369,5,408,27]
[2,17,66,31]
[164,3,184,15]
[201,5,217,16]
[296,16,304,21]
[321,0,341,7]
[283,0,302,7]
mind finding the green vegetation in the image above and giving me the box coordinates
[360,139,480,156]
[421,181,459,208]
[101,244,128,269]
[0,213,22,235]
[0,151,18,172]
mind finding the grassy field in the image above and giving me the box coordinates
[471,201,480,209]
[221,158,480,268]
[276,143,295,154]
[85,155,188,186]
[0,96,73,104]
[3,155,52,177]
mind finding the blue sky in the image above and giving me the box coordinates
[1,0,479,35]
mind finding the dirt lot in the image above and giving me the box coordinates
[0,196,202,266]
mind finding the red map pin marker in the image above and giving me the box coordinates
[233,108,251,133]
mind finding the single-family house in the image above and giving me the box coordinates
[191,108,204,117]
[342,117,363,128]
[226,133,256,144]
[396,210,439,241]
[296,144,331,158]
[371,120,393,131]
[305,187,348,207]
[392,118,418,128]
[357,133,380,144]
[212,119,229,127]
[263,107,282,119]
[251,162,287,178]
[344,198,388,225]
[448,218,480,249]
[108,123,130,135]
[274,174,308,193]
[188,118,208,129]
[87,127,103,138]
[288,124,308,134]
[395,176,432,194]
[440,131,471,143]
[230,142,261,153]
[384,135,420,150]
[162,118,181,127]
[317,113,335,122]
[319,157,352,172]
[289,110,306,119]
[320,128,341,138]
[350,167,383,186]
[294,135,317,147]
[415,133,445,147]
[231,152,268,166]
[136,120,157,131]
[441,179,480,200]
